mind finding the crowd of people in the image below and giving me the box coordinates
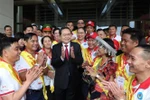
[0,19,150,100]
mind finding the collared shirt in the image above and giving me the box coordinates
[15,56,43,90]
[39,49,55,86]
[114,35,121,42]
[73,39,88,49]
[115,53,134,91]
[0,68,26,100]
[111,35,121,50]
[62,42,71,54]
[60,42,71,61]
[131,77,150,100]
[87,47,98,61]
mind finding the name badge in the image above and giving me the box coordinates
[116,76,125,87]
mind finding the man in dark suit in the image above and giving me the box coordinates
[51,27,83,100]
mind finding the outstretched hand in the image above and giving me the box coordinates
[85,66,104,81]
[37,52,46,67]
[41,54,47,68]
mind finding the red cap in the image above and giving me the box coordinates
[86,32,98,39]
[86,21,95,27]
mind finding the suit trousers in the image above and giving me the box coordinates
[55,81,75,100]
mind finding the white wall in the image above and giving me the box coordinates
[0,0,13,33]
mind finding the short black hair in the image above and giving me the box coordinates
[0,37,18,56]
[4,25,12,30]
[41,36,53,45]
[97,28,103,32]
[122,28,146,45]
[53,28,60,35]
[102,38,115,57]
[24,33,37,41]
[14,32,24,41]
[109,25,117,29]
[37,28,42,30]
[103,38,115,49]
[60,27,72,35]
[23,25,33,31]
[66,21,74,25]
[103,28,109,31]
[121,25,130,29]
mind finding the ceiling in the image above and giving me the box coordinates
[14,0,150,26]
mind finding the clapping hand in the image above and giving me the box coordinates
[82,61,90,68]
[85,66,97,77]
[61,46,65,59]
[41,54,47,68]
[102,81,125,100]
[37,52,46,67]
[86,66,104,81]
[25,66,44,83]
[70,46,75,59]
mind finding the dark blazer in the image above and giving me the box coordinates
[51,42,83,89]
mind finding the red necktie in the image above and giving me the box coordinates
[65,45,69,60]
